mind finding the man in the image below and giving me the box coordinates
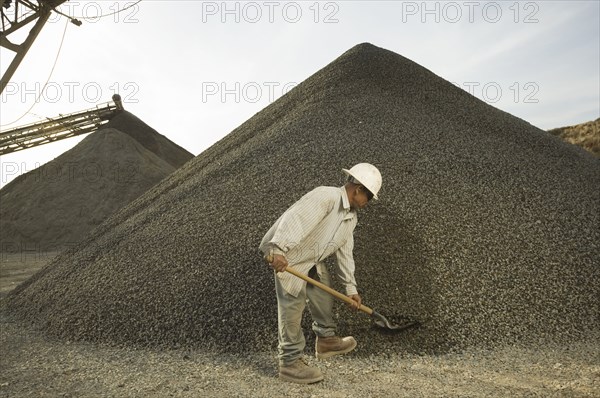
[260,163,382,384]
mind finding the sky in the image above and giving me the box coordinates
[1,0,599,188]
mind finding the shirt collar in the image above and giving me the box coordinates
[340,186,351,210]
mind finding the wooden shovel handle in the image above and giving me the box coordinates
[282,264,374,316]
[265,253,373,314]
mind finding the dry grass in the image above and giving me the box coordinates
[548,118,600,156]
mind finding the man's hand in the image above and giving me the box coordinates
[268,253,288,273]
[347,294,362,311]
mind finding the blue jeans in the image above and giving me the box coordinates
[275,263,336,365]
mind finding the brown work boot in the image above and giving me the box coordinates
[315,335,357,360]
[279,357,324,384]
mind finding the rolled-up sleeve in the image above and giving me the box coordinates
[335,233,358,296]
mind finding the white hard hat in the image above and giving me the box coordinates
[342,163,382,200]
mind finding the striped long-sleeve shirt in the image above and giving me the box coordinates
[259,186,358,297]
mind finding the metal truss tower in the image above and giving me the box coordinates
[0,0,70,94]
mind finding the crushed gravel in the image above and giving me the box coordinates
[1,312,598,397]
[6,43,599,356]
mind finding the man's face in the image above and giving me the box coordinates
[352,186,373,210]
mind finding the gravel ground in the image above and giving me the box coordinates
[0,252,59,297]
[6,43,599,355]
[1,311,598,397]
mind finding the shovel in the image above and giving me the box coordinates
[265,255,419,331]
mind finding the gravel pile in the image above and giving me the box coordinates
[0,111,193,253]
[7,43,599,355]
[103,111,193,169]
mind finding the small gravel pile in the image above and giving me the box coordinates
[0,111,193,253]
[7,43,599,355]
[103,111,193,169]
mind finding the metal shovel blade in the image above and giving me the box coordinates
[371,310,420,331]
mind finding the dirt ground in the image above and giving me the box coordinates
[1,255,598,397]
[0,252,59,298]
